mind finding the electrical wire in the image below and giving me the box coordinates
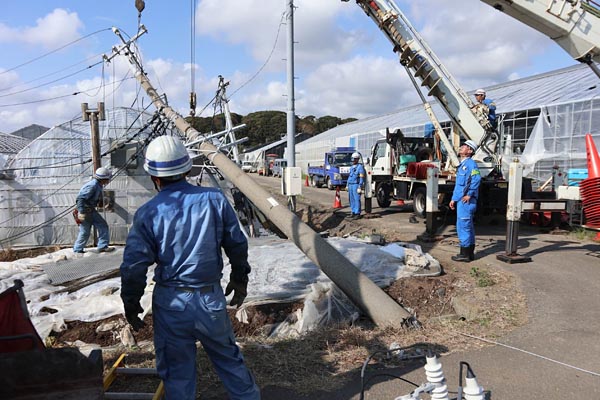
[459,332,600,377]
[0,75,134,108]
[0,52,108,93]
[0,28,112,77]
[229,11,286,99]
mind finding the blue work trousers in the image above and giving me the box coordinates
[348,183,361,215]
[456,199,477,247]
[73,210,109,252]
[153,284,260,400]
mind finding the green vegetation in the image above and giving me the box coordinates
[469,267,496,287]
[186,111,357,150]
[571,227,599,242]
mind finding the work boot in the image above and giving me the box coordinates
[451,247,470,262]
[469,245,475,261]
[98,246,116,253]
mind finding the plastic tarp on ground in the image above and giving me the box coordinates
[0,237,440,341]
[517,99,600,183]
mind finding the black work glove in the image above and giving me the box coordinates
[224,279,248,308]
[123,299,145,332]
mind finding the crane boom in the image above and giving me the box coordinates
[348,0,499,173]
[481,0,600,69]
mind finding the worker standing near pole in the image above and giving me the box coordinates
[347,152,366,219]
[119,136,260,400]
[449,140,481,262]
[73,167,115,254]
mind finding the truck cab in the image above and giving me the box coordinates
[308,147,356,189]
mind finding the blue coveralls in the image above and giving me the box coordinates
[451,158,481,247]
[483,98,497,130]
[347,162,365,216]
[120,180,260,400]
[73,179,109,252]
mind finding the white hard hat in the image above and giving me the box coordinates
[94,167,111,180]
[474,88,486,96]
[463,140,478,152]
[351,152,360,159]
[144,136,192,177]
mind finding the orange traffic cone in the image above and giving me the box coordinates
[305,175,309,187]
[585,133,600,179]
[333,188,342,209]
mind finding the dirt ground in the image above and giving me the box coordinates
[3,199,529,398]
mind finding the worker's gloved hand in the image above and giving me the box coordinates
[123,299,145,332]
[225,279,248,308]
[357,187,363,195]
[77,213,87,222]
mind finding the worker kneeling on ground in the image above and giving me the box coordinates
[347,152,366,219]
[119,135,260,400]
[73,167,115,254]
[449,140,481,262]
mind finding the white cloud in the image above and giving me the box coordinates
[0,9,84,49]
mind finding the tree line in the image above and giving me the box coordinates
[185,110,357,151]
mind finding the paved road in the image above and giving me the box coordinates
[248,174,600,399]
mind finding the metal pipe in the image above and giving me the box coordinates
[117,34,411,327]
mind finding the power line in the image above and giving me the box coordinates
[0,75,134,108]
[230,11,286,98]
[0,28,112,77]
[0,60,104,99]
[0,52,108,93]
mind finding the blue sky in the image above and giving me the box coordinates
[0,0,576,134]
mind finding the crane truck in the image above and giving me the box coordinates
[344,0,504,216]
[344,0,600,216]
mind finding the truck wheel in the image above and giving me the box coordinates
[311,176,318,187]
[376,183,391,208]
[413,187,426,217]
[326,177,334,190]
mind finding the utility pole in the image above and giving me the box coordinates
[286,0,297,211]
[81,102,106,171]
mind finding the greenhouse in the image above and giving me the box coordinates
[295,63,600,185]
[0,107,175,248]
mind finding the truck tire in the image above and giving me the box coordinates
[376,182,392,208]
[311,175,318,187]
[413,186,427,217]
[326,177,334,190]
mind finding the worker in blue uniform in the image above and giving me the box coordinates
[120,136,260,400]
[474,88,497,131]
[347,152,366,219]
[73,167,115,254]
[449,140,481,262]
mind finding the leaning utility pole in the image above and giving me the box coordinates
[106,25,412,328]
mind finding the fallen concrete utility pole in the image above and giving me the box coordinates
[108,26,412,328]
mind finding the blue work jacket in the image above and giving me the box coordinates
[76,179,103,213]
[451,158,481,202]
[120,180,250,302]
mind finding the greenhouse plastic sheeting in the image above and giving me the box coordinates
[0,238,441,340]
[519,99,600,183]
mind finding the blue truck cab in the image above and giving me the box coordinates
[307,147,356,190]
